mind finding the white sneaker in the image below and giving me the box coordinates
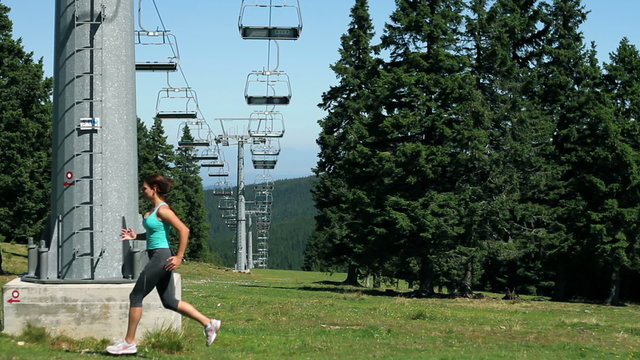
[106,340,137,355]
[204,319,222,346]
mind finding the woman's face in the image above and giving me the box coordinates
[141,182,155,200]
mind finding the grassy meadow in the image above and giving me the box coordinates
[1,241,640,359]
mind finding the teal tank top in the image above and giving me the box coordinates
[143,202,172,250]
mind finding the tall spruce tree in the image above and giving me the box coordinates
[137,117,174,211]
[138,117,174,178]
[136,118,150,211]
[304,0,378,285]
[536,0,592,301]
[0,3,53,243]
[466,0,558,296]
[376,0,476,293]
[593,39,640,304]
[170,126,210,261]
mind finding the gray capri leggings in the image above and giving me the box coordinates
[129,248,179,311]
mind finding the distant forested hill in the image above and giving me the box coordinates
[205,176,316,270]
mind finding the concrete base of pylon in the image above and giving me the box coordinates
[1,274,181,340]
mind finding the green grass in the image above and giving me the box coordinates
[2,242,640,359]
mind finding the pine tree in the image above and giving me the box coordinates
[137,117,174,211]
[593,38,640,305]
[375,0,476,293]
[466,0,558,296]
[170,126,210,261]
[304,0,378,285]
[136,118,150,212]
[536,0,592,301]
[0,3,53,242]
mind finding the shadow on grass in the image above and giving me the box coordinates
[238,283,456,299]
[3,251,27,258]
[0,269,23,276]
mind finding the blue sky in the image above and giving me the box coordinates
[3,0,640,187]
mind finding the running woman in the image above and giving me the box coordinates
[106,174,221,355]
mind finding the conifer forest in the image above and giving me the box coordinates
[304,0,640,305]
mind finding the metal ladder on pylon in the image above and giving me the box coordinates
[67,0,106,279]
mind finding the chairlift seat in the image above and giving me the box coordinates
[253,159,277,169]
[246,96,290,106]
[156,111,198,119]
[194,154,219,161]
[254,185,274,192]
[240,26,300,40]
[135,62,178,71]
[251,148,281,156]
[208,169,229,177]
[179,140,210,147]
[249,130,285,138]
[218,200,236,211]
[201,161,225,168]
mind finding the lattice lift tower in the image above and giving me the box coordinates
[217,0,302,272]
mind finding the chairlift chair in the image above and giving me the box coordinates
[257,212,271,222]
[257,229,269,239]
[249,111,285,138]
[221,209,236,219]
[155,87,199,119]
[250,138,280,156]
[254,173,274,192]
[212,180,233,196]
[207,161,230,177]
[245,70,291,105]
[255,203,271,214]
[252,154,278,169]
[177,121,212,148]
[256,222,271,231]
[238,0,302,40]
[201,158,225,168]
[255,190,273,205]
[218,196,236,211]
[193,148,219,161]
[134,30,180,71]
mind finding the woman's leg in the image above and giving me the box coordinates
[155,264,210,326]
[176,300,210,326]
[124,250,169,343]
[154,250,222,346]
[125,307,143,343]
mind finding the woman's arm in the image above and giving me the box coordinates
[120,228,146,240]
[157,205,190,270]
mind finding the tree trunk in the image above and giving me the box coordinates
[604,266,621,306]
[458,260,474,298]
[342,264,362,287]
[0,247,4,274]
[418,258,434,295]
[552,265,567,301]
[372,273,381,288]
